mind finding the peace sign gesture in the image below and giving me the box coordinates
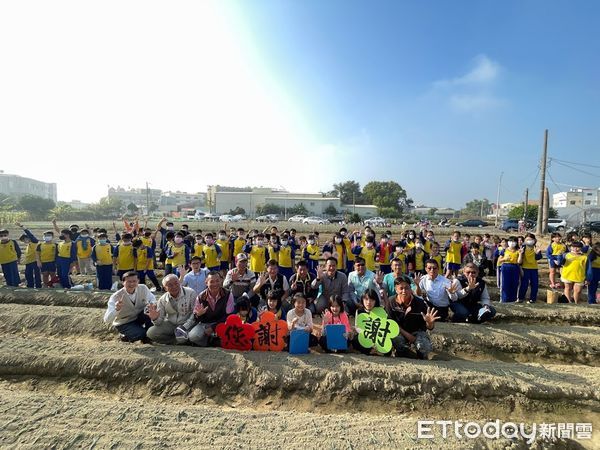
[422,307,440,329]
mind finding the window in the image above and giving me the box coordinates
[570,201,576,205]
[585,200,591,205]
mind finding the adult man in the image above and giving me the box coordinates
[252,259,289,308]
[103,271,155,343]
[181,271,235,346]
[382,258,406,297]
[289,260,318,312]
[223,253,256,300]
[179,256,209,296]
[454,263,497,323]
[347,257,380,313]
[146,274,196,344]
[416,259,460,321]
[312,256,350,314]
[386,276,440,359]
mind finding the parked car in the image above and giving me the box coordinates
[499,219,535,232]
[328,215,346,224]
[255,214,280,222]
[302,216,330,225]
[219,214,234,222]
[581,221,600,233]
[232,214,246,221]
[364,216,386,226]
[202,213,219,221]
[547,218,567,232]
[457,219,489,227]
[288,215,306,222]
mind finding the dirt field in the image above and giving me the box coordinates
[1,222,599,448]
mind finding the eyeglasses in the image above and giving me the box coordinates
[464,271,477,274]
[355,263,365,267]
[426,266,438,271]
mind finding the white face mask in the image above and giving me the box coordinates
[174,237,183,244]
[409,234,415,239]
[281,240,288,246]
[525,239,535,246]
[256,240,264,247]
[218,234,226,240]
[508,241,517,248]
[80,234,89,238]
[366,242,373,248]
[43,236,53,242]
[205,238,213,245]
[335,238,342,244]
[308,240,315,245]
[167,226,174,231]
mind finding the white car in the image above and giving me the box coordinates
[364,216,386,226]
[547,218,567,231]
[219,214,234,222]
[288,215,306,222]
[187,212,206,220]
[202,213,219,221]
[302,216,330,225]
[232,214,246,221]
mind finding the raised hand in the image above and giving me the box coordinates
[147,303,159,320]
[446,281,459,295]
[375,270,384,285]
[178,265,189,277]
[194,303,209,317]
[316,265,324,280]
[421,306,440,328]
[231,269,240,282]
[259,271,268,285]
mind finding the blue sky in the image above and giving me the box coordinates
[1,1,598,209]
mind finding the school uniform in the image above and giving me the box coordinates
[0,239,21,286]
[499,248,520,302]
[21,229,41,288]
[518,246,542,302]
[91,243,114,290]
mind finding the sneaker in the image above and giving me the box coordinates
[515,299,524,303]
[175,327,188,340]
[119,333,129,342]
[528,299,536,304]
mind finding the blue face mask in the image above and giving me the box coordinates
[99,239,107,244]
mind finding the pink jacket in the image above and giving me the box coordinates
[322,311,351,332]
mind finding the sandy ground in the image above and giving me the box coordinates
[0,287,599,449]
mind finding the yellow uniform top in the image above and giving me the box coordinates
[115,244,135,270]
[551,242,567,256]
[135,246,154,271]
[423,239,433,254]
[446,241,463,264]
[306,244,320,261]
[233,238,245,258]
[392,252,407,273]
[592,255,600,269]
[502,249,519,264]
[76,240,93,259]
[431,254,443,270]
[170,244,187,268]
[37,242,57,263]
[562,253,587,283]
[334,243,345,270]
[278,245,293,268]
[267,245,279,264]
[93,244,113,266]
[217,239,231,262]
[359,247,377,272]
[415,250,426,271]
[521,248,540,270]
[24,242,38,265]
[57,241,74,259]
[203,244,220,268]
[0,240,18,264]
[193,243,204,259]
[344,237,355,262]
[249,246,267,273]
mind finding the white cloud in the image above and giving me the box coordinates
[431,54,506,113]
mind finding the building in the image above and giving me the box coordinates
[552,192,567,208]
[207,186,378,218]
[0,172,57,202]
[67,200,91,210]
[108,186,162,206]
[563,188,599,207]
[159,191,205,211]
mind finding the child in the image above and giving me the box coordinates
[412,241,428,277]
[558,241,588,303]
[234,296,258,324]
[517,233,542,303]
[91,233,114,290]
[392,243,407,275]
[259,289,288,320]
[267,233,280,266]
[303,234,321,275]
[75,229,95,275]
[340,227,355,274]
[277,233,295,281]
[352,236,377,272]
[352,289,382,355]
[493,237,507,289]
[201,233,221,272]
[546,232,567,289]
[587,242,600,304]
[497,236,520,303]
[0,229,21,287]
[216,230,232,274]
[286,293,318,348]
[113,233,136,279]
[37,231,58,288]
[243,233,268,274]
[463,242,483,270]
[319,295,354,352]
[376,234,394,274]
[444,231,463,278]
[16,223,41,288]
[132,238,161,291]
[232,228,246,264]
[56,229,77,289]
[429,242,444,272]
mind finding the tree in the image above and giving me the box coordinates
[0,194,17,212]
[49,203,74,220]
[228,207,246,215]
[18,195,55,220]
[429,208,438,216]
[378,206,401,219]
[287,203,308,216]
[90,197,124,218]
[362,181,411,214]
[462,199,493,217]
[256,203,283,215]
[324,204,338,216]
[148,202,159,213]
[508,205,558,221]
[127,202,139,213]
[332,180,364,205]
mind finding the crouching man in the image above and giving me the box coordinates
[385,276,440,359]
[103,271,155,343]
[454,263,497,323]
[146,274,196,344]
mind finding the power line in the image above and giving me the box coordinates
[551,160,600,179]
[550,157,600,170]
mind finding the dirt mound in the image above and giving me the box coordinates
[0,286,110,308]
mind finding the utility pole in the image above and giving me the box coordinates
[523,188,529,220]
[542,187,550,232]
[495,172,504,227]
[536,129,549,235]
